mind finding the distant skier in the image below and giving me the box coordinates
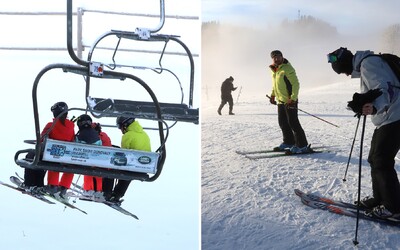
[217,76,237,115]
[268,50,311,154]
[328,47,400,220]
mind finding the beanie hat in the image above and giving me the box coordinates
[328,47,354,75]
[270,50,283,58]
[228,76,234,81]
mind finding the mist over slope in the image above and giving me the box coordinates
[201,17,393,103]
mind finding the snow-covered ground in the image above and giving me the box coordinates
[201,80,400,249]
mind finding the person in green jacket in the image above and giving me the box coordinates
[268,50,310,154]
[103,116,151,203]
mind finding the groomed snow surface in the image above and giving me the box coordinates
[202,80,400,250]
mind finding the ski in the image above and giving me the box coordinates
[0,179,55,204]
[103,201,139,220]
[294,189,360,210]
[13,173,87,214]
[245,150,324,159]
[296,189,400,226]
[67,183,138,220]
[236,145,327,155]
[236,149,284,155]
[69,193,138,220]
[43,193,88,215]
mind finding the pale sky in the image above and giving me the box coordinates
[202,0,400,35]
[0,1,200,249]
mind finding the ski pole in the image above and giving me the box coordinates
[265,95,339,128]
[295,106,340,128]
[343,116,361,182]
[235,86,242,104]
[353,115,367,246]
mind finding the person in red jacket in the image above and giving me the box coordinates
[23,102,75,198]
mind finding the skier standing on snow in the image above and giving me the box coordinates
[22,101,75,199]
[328,47,400,220]
[268,50,311,154]
[217,76,237,115]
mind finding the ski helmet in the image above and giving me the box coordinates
[270,50,283,58]
[116,116,135,129]
[51,101,68,118]
[77,114,92,129]
[327,47,354,75]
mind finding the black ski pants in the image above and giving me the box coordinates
[368,119,400,213]
[103,178,131,198]
[218,94,234,113]
[23,150,46,187]
[277,103,308,147]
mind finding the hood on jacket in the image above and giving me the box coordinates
[351,50,374,78]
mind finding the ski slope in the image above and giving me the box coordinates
[201,80,400,249]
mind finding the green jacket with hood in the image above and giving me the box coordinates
[269,59,300,104]
[121,120,151,152]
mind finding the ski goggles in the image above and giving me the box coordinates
[78,119,92,127]
[327,54,338,63]
[327,47,346,63]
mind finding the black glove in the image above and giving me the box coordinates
[269,95,276,105]
[347,88,382,117]
[285,99,297,108]
[93,123,102,133]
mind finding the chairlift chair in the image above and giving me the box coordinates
[14,0,199,182]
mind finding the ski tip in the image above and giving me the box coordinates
[294,189,303,196]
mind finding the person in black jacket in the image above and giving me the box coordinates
[217,76,237,115]
[74,114,103,198]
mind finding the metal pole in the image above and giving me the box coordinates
[235,86,242,104]
[353,115,367,246]
[77,7,83,59]
[265,94,339,128]
[343,116,361,181]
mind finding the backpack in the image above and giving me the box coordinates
[380,53,400,82]
[365,53,400,82]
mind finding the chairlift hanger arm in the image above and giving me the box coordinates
[67,0,165,66]
[87,31,196,108]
